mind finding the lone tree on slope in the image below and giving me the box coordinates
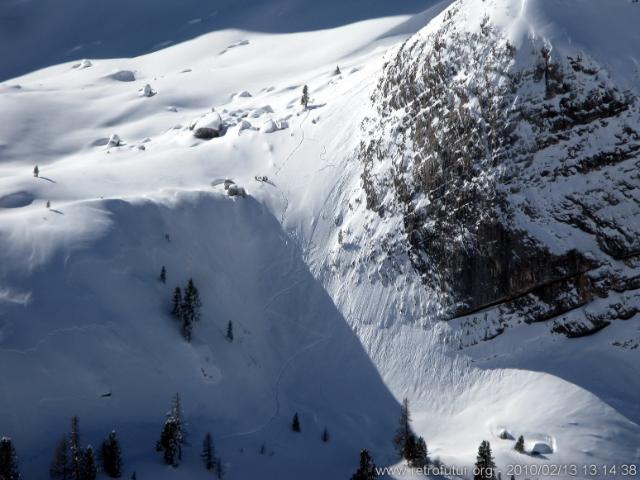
[291,413,301,432]
[474,440,497,480]
[350,449,378,480]
[0,437,21,480]
[301,85,309,110]
[226,321,234,342]
[201,433,216,471]
[34,165,39,177]
[321,427,329,443]
[160,266,166,283]
[514,435,525,453]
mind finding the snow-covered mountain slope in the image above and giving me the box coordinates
[1,0,639,478]
[0,0,440,82]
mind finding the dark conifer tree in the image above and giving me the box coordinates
[160,266,166,283]
[82,446,97,480]
[50,436,70,479]
[291,413,301,432]
[216,457,224,479]
[321,427,329,443]
[100,431,122,478]
[409,437,429,468]
[69,416,83,480]
[169,393,185,457]
[0,437,21,480]
[185,279,202,322]
[393,398,416,459]
[301,85,309,109]
[334,65,341,75]
[259,443,266,455]
[514,435,524,453]
[201,433,215,471]
[350,449,378,480]
[474,440,497,480]
[158,419,179,467]
[226,321,233,342]
[171,287,183,318]
[34,165,39,177]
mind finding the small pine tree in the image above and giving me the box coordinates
[160,266,166,283]
[334,65,341,75]
[158,419,179,467]
[291,413,301,432]
[350,449,377,480]
[201,433,215,471]
[301,85,309,109]
[169,393,185,453]
[393,398,415,460]
[321,427,329,443]
[185,278,202,322]
[0,437,21,480]
[259,443,266,455]
[216,457,224,479]
[82,446,97,480]
[46,200,51,209]
[100,431,122,478]
[474,440,497,480]
[34,165,39,177]
[226,321,233,342]
[514,435,524,453]
[171,287,183,319]
[69,416,83,480]
[50,436,70,479]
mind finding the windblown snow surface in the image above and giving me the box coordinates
[0,0,639,479]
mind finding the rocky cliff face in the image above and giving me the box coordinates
[357,0,640,343]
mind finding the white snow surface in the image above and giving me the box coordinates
[0,1,639,479]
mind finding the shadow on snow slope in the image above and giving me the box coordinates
[0,191,399,479]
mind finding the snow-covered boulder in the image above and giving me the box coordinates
[107,70,135,82]
[238,120,253,133]
[107,134,121,147]
[227,184,246,197]
[139,84,156,97]
[260,119,278,133]
[73,59,93,69]
[235,90,252,98]
[191,111,224,139]
[497,428,514,440]
[191,111,223,131]
[529,441,553,455]
[250,105,274,118]
[276,118,289,130]
[260,118,289,134]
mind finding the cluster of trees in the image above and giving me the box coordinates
[171,278,202,341]
[156,394,224,478]
[393,398,428,468]
[289,412,330,443]
[50,417,118,480]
